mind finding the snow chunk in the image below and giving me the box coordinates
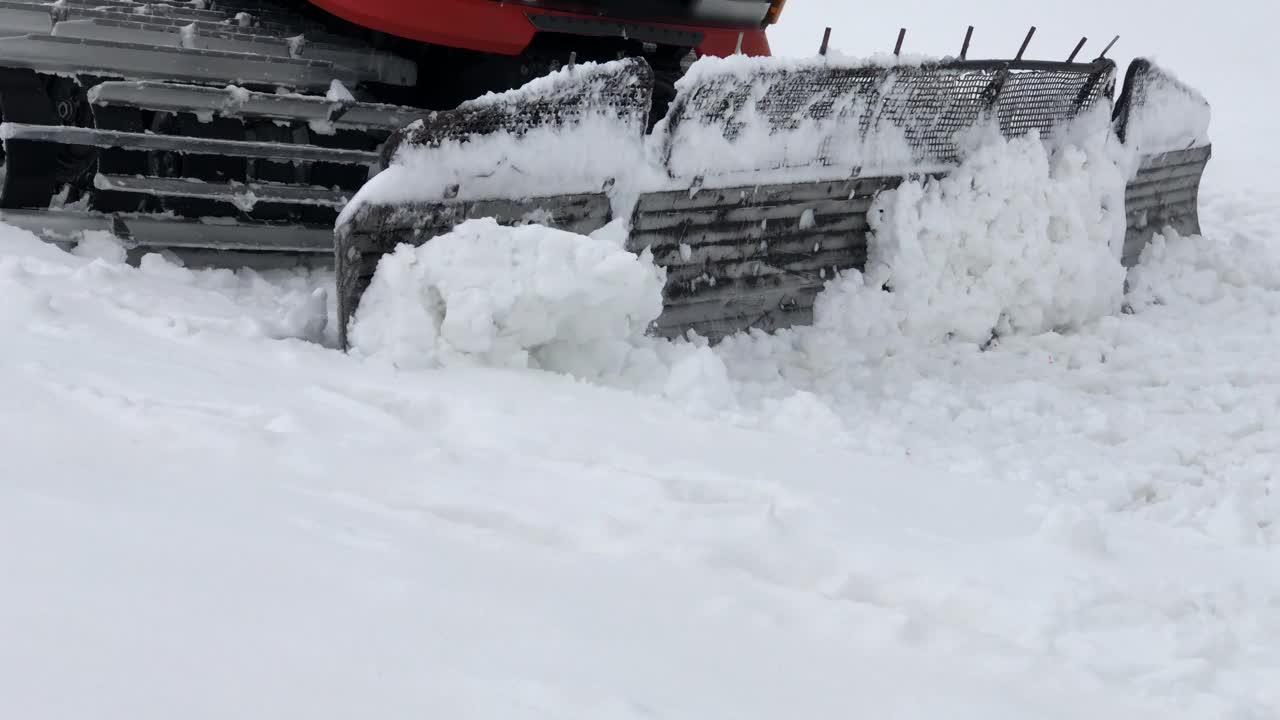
[70,231,127,264]
[326,79,355,104]
[347,218,666,372]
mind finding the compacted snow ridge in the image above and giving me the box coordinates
[3,2,1280,718]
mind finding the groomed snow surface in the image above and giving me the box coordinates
[5,113,1279,718]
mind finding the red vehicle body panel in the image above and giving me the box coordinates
[305,0,772,58]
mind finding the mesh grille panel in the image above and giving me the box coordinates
[1112,58,1210,145]
[380,58,654,167]
[665,59,1117,173]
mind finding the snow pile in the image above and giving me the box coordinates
[813,112,1131,347]
[1126,226,1280,308]
[346,218,666,372]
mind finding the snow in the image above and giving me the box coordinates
[345,105,1137,394]
[4,2,1280,718]
[345,111,1141,403]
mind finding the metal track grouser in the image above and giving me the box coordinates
[0,0,1212,346]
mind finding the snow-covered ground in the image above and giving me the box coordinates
[8,205,1279,719]
[4,4,1280,719]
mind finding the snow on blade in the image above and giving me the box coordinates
[347,112,651,218]
[346,218,665,372]
[338,59,658,228]
[656,54,937,184]
[1120,60,1213,155]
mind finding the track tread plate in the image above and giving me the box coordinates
[0,33,358,89]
